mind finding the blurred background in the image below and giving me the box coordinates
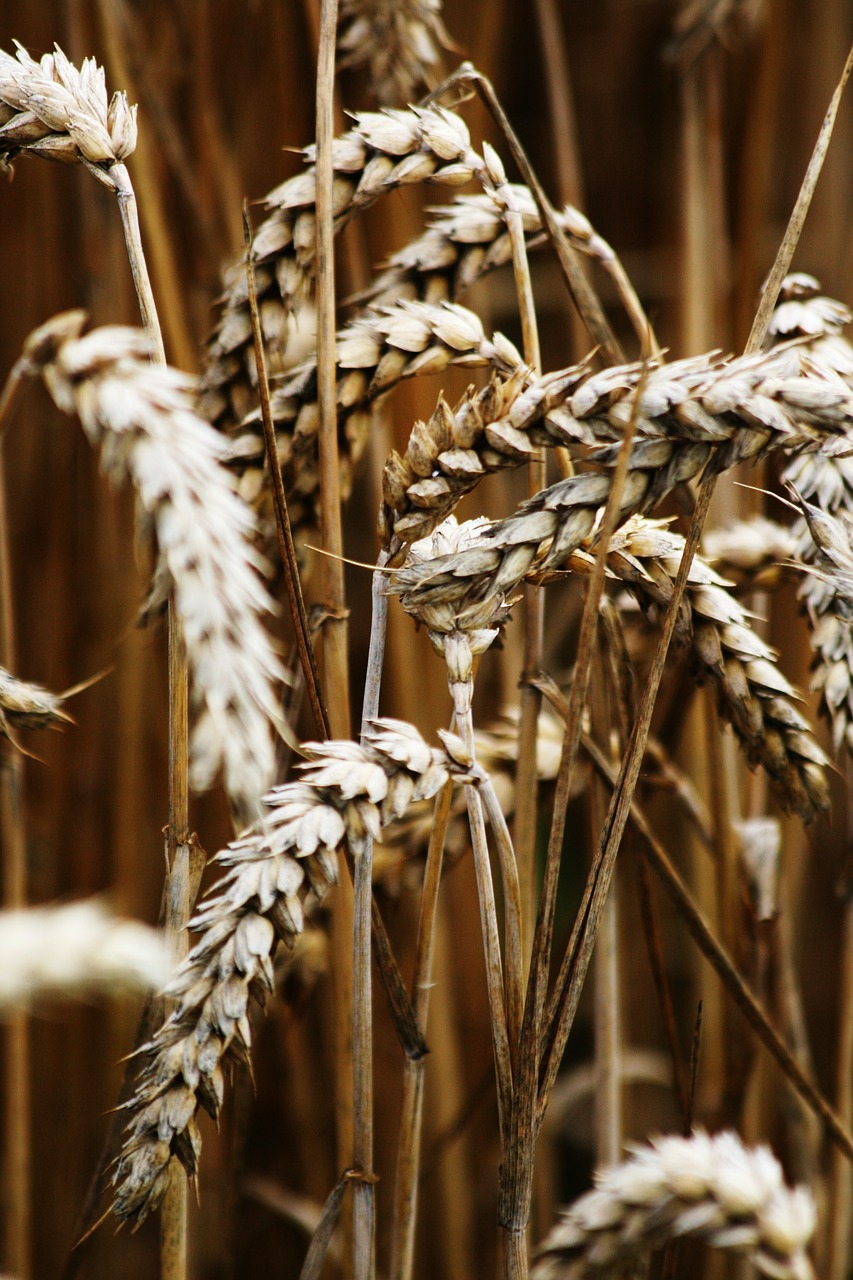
[0,1,852,1276]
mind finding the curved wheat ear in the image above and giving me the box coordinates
[532,1129,815,1280]
[14,312,285,816]
[388,344,853,631]
[0,667,69,733]
[0,901,172,1010]
[111,719,469,1226]
[337,0,450,105]
[199,103,488,432]
[228,299,523,543]
[569,518,829,821]
[0,42,136,182]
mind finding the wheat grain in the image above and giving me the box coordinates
[14,311,285,816]
[0,901,172,1010]
[337,0,450,105]
[111,719,471,1226]
[532,1129,815,1280]
[0,41,136,181]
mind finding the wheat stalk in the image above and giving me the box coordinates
[337,0,450,105]
[388,344,853,631]
[111,719,470,1227]
[532,1129,816,1280]
[11,311,284,816]
[0,901,172,1010]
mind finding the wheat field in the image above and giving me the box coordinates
[0,3,852,1279]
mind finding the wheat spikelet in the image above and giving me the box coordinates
[0,667,69,732]
[111,719,470,1226]
[337,0,450,105]
[576,518,829,820]
[0,41,136,182]
[15,311,285,815]
[388,345,853,632]
[199,104,486,432]
[532,1129,815,1280]
[0,901,172,1010]
[228,299,523,545]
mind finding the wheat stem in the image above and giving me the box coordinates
[390,778,453,1280]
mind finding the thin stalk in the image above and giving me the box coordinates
[503,183,543,981]
[110,145,188,1279]
[390,779,454,1280]
[0,451,30,1280]
[349,564,390,1280]
[579,732,853,1165]
[316,7,356,1269]
[96,0,196,368]
[454,702,513,1138]
[111,164,166,364]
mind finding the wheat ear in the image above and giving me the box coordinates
[12,312,285,816]
[532,1129,815,1280]
[0,41,136,176]
[111,720,470,1227]
[0,901,172,1010]
[337,0,451,105]
[388,344,853,631]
